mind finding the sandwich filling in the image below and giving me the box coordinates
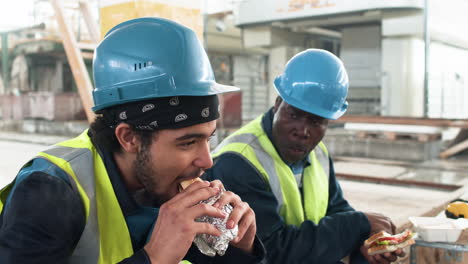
[368,229,413,248]
[365,229,414,253]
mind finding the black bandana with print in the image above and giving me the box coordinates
[102,95,219,131]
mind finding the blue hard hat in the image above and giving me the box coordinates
[92,17,239,112]
[274,49,349,120]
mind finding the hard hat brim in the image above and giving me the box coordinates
[92,82,240,112]
[210,83,240,95]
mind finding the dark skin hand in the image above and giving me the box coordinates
[361,212,406,264]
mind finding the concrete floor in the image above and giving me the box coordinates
[1,131,468,233]
[335,159,468,186]
[341,179,465,229]
[0,140,45,187]
[335,157,468,230]
[0,132,70,188]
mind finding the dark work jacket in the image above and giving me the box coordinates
[205,109,371,264]
[0,132,266,264]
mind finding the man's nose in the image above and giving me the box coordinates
[294,123,311,139]
[194,141,214,169]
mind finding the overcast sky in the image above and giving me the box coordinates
[0,0,35,31]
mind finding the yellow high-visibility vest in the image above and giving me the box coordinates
[0,131,194,263]
[0,131,133,263]
[212,115,329,226]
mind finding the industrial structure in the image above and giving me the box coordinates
[2,0,467,121]
[1,0,468,156]
[2,1,468,262]
[235,0,468,118]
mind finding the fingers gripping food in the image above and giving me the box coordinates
[179,178,238,257]
[364,229,414,256]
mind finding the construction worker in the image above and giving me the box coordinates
[208,49,405,264]
[0,18,265,264]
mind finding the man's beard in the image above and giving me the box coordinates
[134,145,161,202]
[133,145,206,204]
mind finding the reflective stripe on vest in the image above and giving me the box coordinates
[0,131,133,264]
[212,116,329,226]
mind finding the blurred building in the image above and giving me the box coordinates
[1,0,468,128]
[235,0,468,118]
[0,0,99,121]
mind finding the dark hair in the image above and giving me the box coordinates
[89,114,156,154]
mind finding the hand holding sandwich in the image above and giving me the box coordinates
[209,180,256,254]
[144,179,225,263]
[361,212,406,264]
[144,179,256,263]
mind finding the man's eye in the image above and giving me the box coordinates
[180,140,196,147]
[290,113,297,119]
[310,119,326,127]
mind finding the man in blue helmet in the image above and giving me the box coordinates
[0,18,266,264]
[207,49,405,264]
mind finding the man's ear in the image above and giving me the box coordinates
[114,123,139,153]
[273,96,283,113]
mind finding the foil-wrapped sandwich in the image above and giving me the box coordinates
[179,178,238,257]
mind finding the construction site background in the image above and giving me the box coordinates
[1,0,468,263]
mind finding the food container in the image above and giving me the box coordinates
[409,217,468,242]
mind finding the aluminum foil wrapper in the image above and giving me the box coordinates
[193,190,239,257]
